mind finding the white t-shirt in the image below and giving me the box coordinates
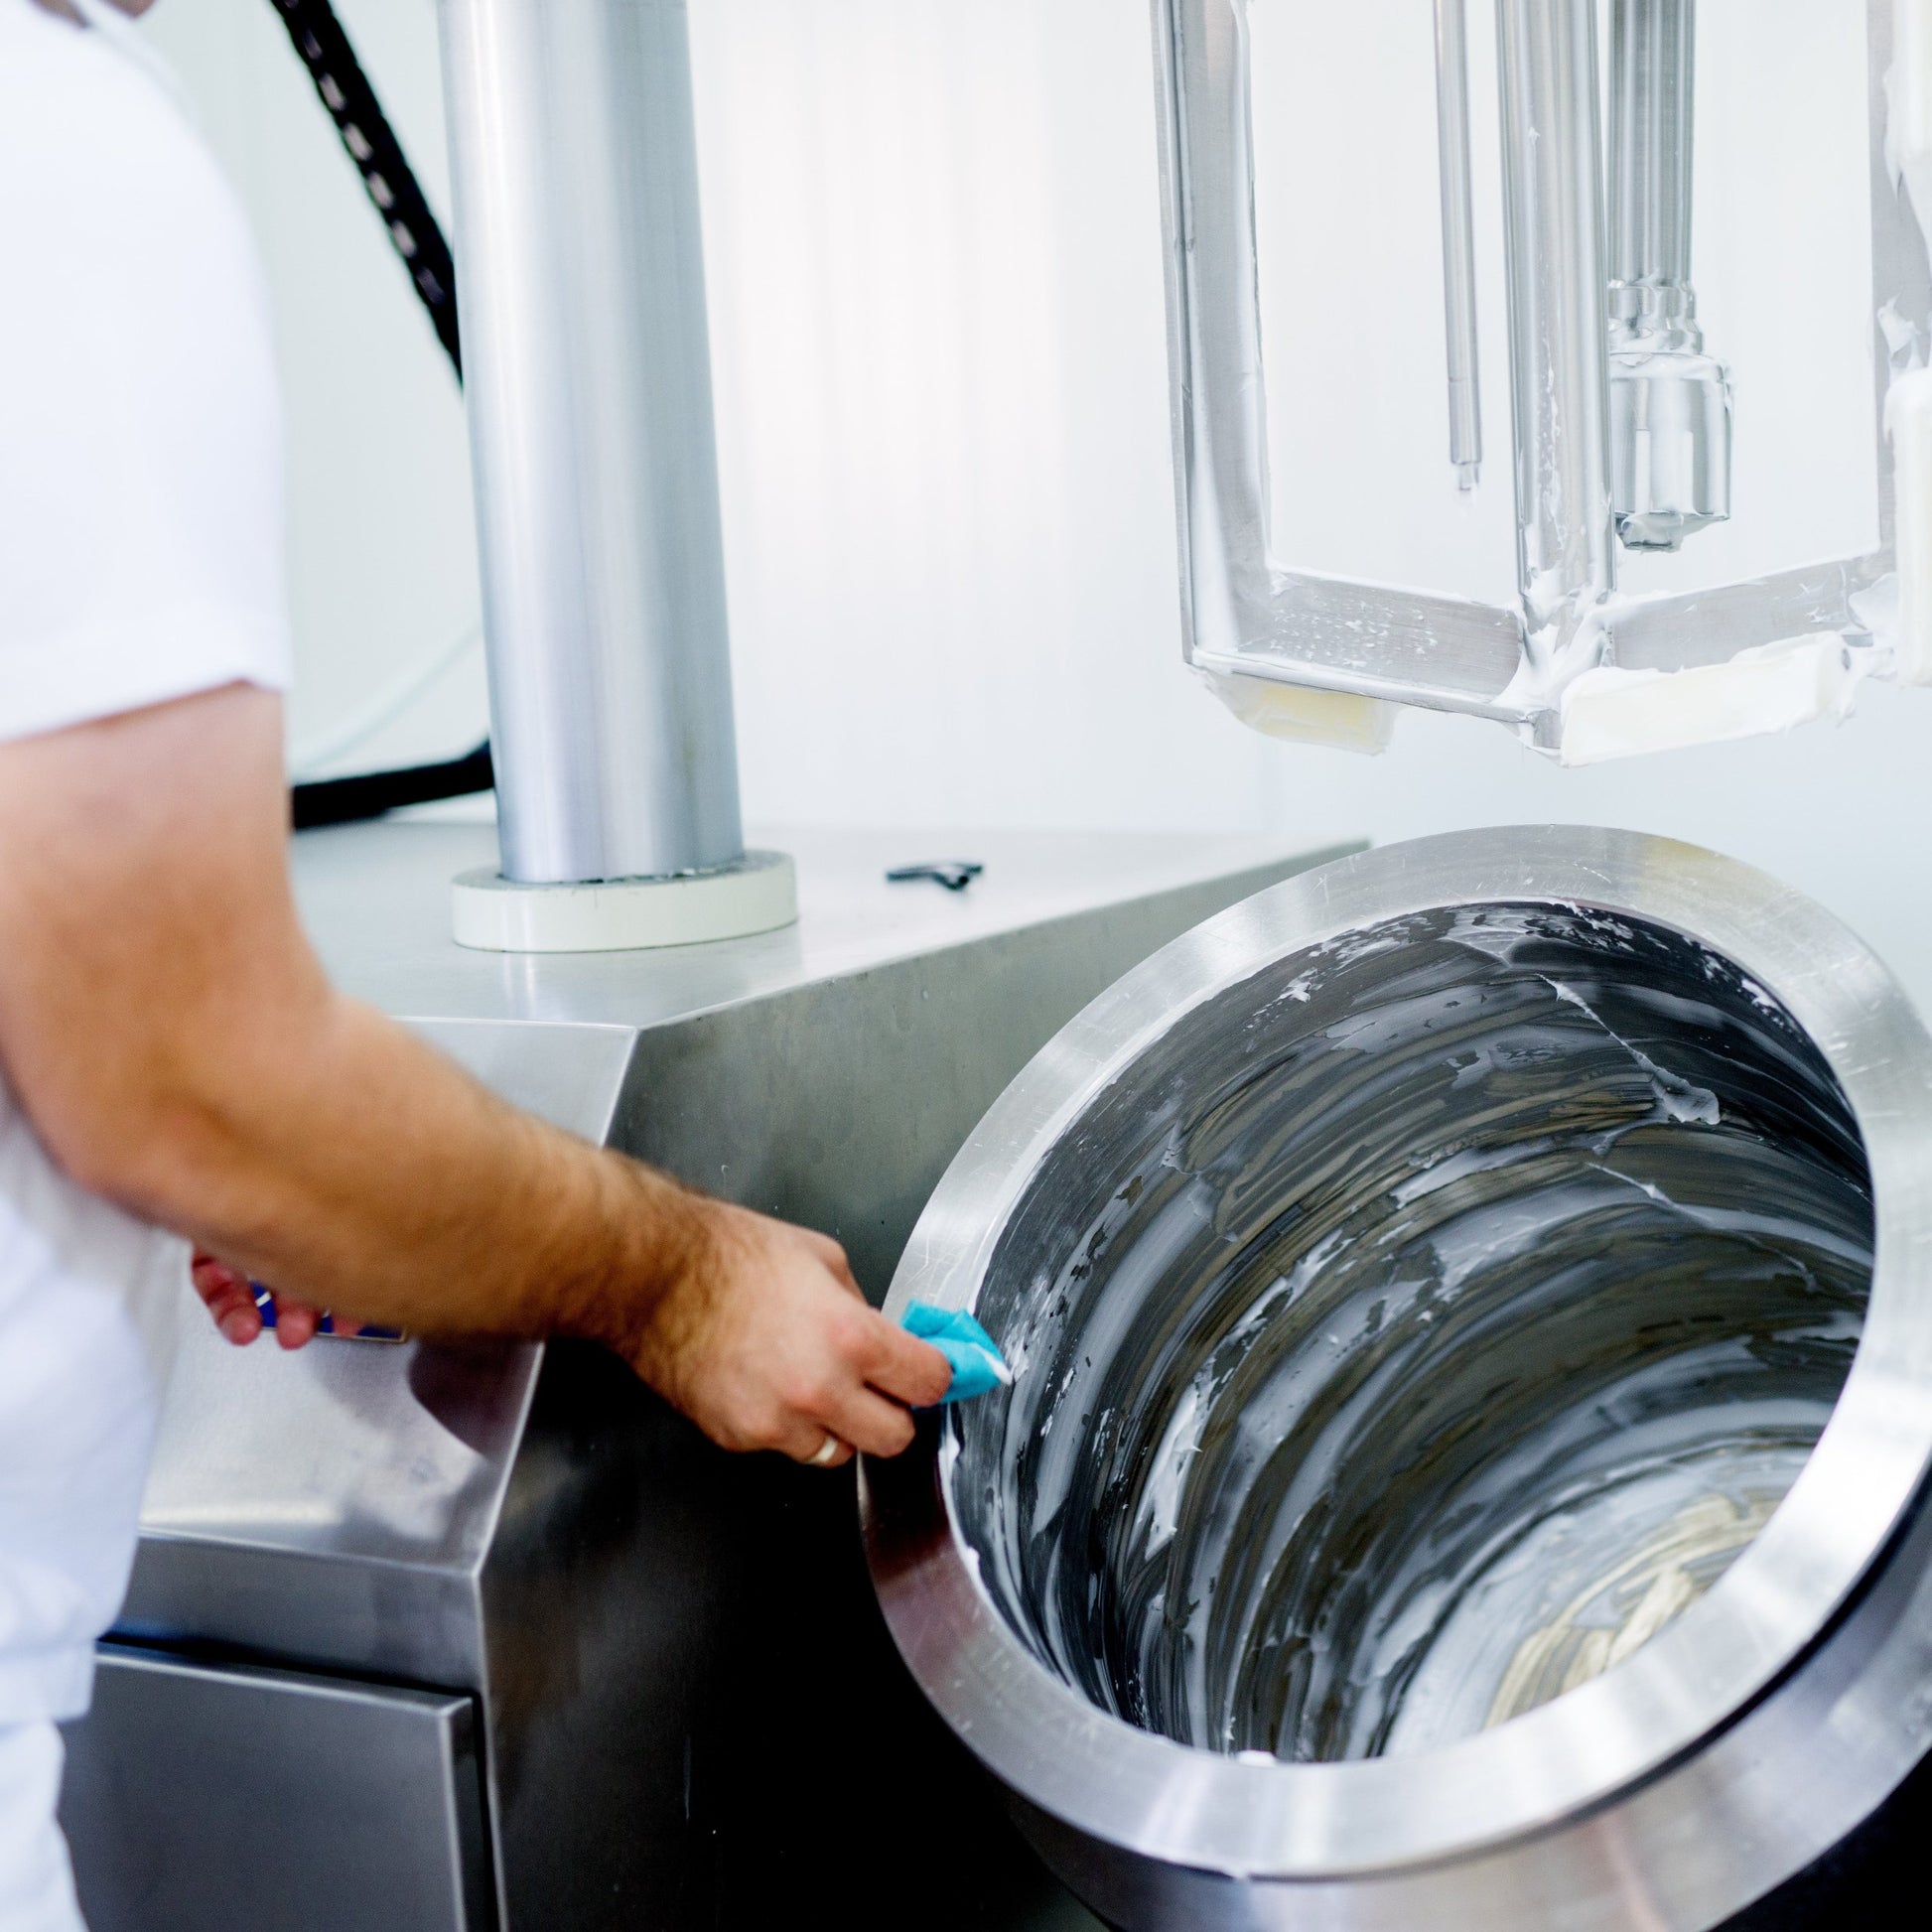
[0,0,293,1729]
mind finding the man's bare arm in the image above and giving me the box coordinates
[0,684,950,1462]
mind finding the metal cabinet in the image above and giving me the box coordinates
[61,1648,491,1932]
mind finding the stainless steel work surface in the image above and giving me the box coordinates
[61,1648,489,1932]
[292,819,1327,1027]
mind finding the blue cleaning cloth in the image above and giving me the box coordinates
[902,1302,1013,1405]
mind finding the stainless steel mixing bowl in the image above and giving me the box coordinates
[863,827,1932,1931]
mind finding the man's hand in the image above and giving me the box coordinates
[0,684,952,1466]
[194,1208,954,1465]
[192,1252,332,1349]
[622,1205,952,1465]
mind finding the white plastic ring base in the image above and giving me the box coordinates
[451,850,797,953]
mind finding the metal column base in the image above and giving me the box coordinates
[452,850,797,952]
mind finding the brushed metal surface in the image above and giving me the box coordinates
[61,1649,489,1932]
[288,820,1331,1031]
[114,1019,623,1687]
[866,826,1932,1930]
[614,859,1351,1298]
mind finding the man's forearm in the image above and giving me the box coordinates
[0,685,952,1460]
[126,988,704,1349]
[0,684,683,1345]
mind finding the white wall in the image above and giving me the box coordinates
[144,0,487,778]
[139,1,1932,993]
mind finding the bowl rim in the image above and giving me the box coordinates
[861,824,1932,1880]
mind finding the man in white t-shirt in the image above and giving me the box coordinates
[0,3,952,1924]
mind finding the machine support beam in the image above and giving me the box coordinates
[437,0,745,886]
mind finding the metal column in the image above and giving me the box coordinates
[437,0,744,887]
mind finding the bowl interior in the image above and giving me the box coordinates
[949,902,1873,1762]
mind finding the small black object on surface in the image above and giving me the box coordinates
[887,862,985,894]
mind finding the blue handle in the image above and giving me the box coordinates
[249,1285,401,1343]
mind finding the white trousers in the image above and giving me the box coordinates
[0,1726,81,1932]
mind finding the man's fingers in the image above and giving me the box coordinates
[191,1251,242,1297]
[193,1253,323,1348]
[783,1292,944,1454]
[197,1269,332,1351]
[857,1317,955,1410]
[781,1428,855,1470]
[201,1277,262,1346]
[767,1396,857,1467]
[192,1252,262,1344]
[649,1205,947,1465]
[812,1376,918,1459]
[766,1353,918,1463]
[275,1302,324,1349]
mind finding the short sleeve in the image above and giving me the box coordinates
[0,10,293,746]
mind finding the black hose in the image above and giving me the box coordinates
[290,742,494,831]
[272,0,493,829]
